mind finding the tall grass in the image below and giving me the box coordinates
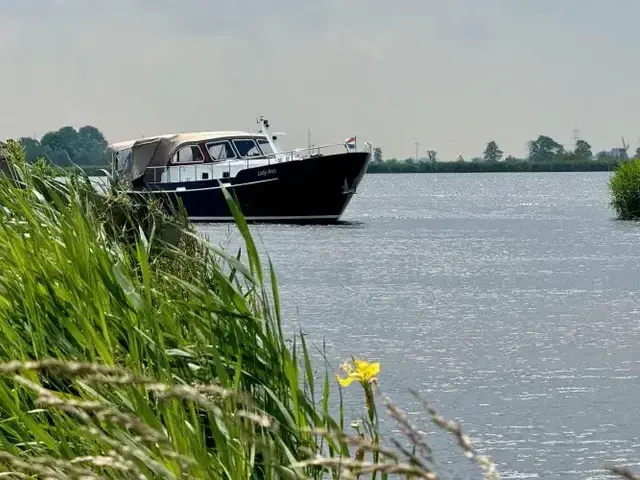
[0,141,343,479]
[609,158,640,220]
[0,141,633,479]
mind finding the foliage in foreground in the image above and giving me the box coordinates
[0,141,635,479]
[609,158,640,220]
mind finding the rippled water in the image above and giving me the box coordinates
[198,172,640,479]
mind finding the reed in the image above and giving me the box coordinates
[0,141,338,479]
[609,158,640,220]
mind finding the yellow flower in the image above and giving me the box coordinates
[336,359,380,387]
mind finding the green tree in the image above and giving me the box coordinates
[528,135,564,162]
[575,140,593,161]
[18,137,46,163]
[597,151,614,161]
[78,125,107,149]
[556,151,577,162]
[18,125,110,168]
[483,141,503,162]
[41,126,78,153]
[373,147,383,163]
[403,158,418,172]
[426,150,437,162]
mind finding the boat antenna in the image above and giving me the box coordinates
[257,116,280,156]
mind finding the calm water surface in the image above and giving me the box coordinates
[198,172,640,480]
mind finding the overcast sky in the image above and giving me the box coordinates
[1,0,638,160]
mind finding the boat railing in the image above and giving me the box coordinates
[268,140,371,163]
[143,140,372,184]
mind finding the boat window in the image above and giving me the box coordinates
[233,139,262,158]
[115,149,132,172]
[257,138,274,156]
[171,144,204,164]
[206,141,237,162]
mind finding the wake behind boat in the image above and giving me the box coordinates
[107,117,371,223]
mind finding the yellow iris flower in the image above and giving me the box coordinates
[336,359,380,387]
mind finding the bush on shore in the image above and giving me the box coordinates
[609,158,640,220]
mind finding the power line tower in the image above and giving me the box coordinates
[572,127,580,148]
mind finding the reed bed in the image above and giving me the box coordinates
[609,158,640,220]
[0,141,632,479]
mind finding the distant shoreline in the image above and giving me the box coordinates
[9,125,628,178]
[366,160,618,174]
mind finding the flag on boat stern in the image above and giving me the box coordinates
[344,136,357,151]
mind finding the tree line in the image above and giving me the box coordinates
[3,126,111,172]
[369,135,637,173]
[3,127,636,175]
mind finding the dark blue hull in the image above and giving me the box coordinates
[136,151,370,223]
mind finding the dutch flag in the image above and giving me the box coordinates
[344,136,356,151]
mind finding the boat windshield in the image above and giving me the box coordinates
[232,139,262,158]
[257,138,274,156]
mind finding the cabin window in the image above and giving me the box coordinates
[233,139,262,158]
[206,141,236,162]
[115,149,132,172]
[257,139,274,156]
[171,144,204,164]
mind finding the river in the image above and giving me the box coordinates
[198,172,640,479]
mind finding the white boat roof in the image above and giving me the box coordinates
[109,130,265,152]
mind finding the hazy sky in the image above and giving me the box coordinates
[1,0,639,160]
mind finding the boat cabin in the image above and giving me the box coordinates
[108,116,363,187]
[109,131,282,185]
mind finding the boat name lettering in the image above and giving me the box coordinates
[257,168,277,177]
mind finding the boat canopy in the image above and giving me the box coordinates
[129,135,180,182]
[109,131,260,182]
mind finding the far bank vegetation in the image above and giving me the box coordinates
[3,127,637,175]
